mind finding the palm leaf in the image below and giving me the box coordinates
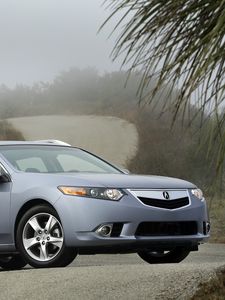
[102,0,225,182]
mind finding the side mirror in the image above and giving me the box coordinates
[0,167,10,183]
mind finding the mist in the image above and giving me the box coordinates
[0,0,122,87]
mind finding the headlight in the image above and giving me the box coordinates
[191,188,203,200]
[58,186,125,201]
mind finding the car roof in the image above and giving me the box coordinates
[0,140,71,146]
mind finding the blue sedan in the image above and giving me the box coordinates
[0,140,209,269]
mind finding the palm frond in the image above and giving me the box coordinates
[103,0,225,180]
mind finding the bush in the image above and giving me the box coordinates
[0,120,24,141]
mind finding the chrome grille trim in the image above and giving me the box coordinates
[128,189,191,210]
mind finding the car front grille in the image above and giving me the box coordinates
[135,221,198,236]
[129,190,190,210]
[138,197,189,209]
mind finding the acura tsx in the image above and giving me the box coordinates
[0,140,210,269]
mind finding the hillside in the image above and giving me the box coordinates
[8,115,138,168]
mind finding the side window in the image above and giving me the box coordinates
[16,157,48,173]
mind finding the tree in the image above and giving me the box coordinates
[102,0,225,181]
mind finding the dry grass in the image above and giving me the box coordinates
[0,120,24,141]
[191,268,225,300]
[208,198,225,243]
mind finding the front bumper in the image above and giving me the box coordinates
[54,189,210,251]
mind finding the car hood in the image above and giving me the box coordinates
[49,173,196,189]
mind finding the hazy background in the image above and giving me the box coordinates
[0,0,223,240]
[0,0,122,87]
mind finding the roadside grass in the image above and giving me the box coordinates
[191,268,225,300]
[208,198,225,243]
[0,120,24,141]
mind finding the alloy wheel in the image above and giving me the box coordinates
[22,213,64,262]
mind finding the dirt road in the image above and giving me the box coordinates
[8,115,138,168]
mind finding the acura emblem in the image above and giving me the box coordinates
[163,191,170,200]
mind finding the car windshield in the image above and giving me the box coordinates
[0,145,122,174]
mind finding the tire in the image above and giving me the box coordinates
[137,247,190,264]
[0,255,27,270]
[16,205,77,268]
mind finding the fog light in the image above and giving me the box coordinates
[96,224,113,237]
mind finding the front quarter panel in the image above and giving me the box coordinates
[9,173,62,244]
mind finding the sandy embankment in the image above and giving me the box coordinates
[8,115,138,168]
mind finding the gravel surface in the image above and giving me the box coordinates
[8,115,138,167]
[0,244,224,300]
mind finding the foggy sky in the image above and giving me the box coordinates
[0,0,123,87]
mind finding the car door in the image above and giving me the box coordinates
[0,163,12,244]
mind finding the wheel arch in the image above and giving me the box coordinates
[14,199,57,244]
